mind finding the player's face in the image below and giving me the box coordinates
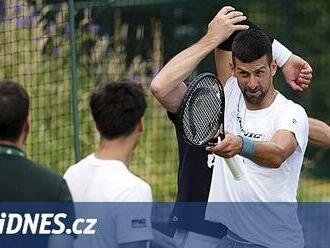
[233,55,277,107]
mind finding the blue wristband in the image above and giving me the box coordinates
[239,135,256,158]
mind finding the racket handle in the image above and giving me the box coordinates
[224,157,244,181]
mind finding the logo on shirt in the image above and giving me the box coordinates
[236,114,264,140]
[244,132,263,139]
[292,118,297,124]
[131,219,147,228]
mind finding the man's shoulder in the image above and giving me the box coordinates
[276,92,307,118]
[126,170,152,193]
[22,158,71,201]
[64,154,93,178]
[24,158,64,184]
[120,170,152,201]
[224,76,241,98]
[99,170,152,202]
[224,76,238,88]
[0,154,58,179]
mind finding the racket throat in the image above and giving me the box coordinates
[219,123,225,141]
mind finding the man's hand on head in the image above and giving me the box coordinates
[206,6,249,47]
[281,54,313,91]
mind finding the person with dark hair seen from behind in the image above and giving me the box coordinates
[0,80,73,201]
[0,80,74,248]
[64,82,179,248]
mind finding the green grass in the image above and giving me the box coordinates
[298,175,330,201]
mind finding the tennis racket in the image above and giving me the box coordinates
[178,72,243,180]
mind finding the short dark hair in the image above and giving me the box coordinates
[0,80,30,141]
[232,29,273,64]
[90,82,147,140]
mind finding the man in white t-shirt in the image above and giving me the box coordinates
[204,30,308,247]
[150,6,311,248]
[64,82,178,248]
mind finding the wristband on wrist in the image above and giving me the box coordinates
[272,39,292,67]
[238,135,256,158]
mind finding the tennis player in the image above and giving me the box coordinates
[150,6,312,248]
[204,28,308,248]
[64,82,179,248]
[215,22,330,151]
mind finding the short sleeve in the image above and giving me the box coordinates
[275,103,309,152]
[115,183,153,244]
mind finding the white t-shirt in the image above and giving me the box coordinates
[64,154,153,248]
[205,77,309,248]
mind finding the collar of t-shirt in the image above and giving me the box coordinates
[87,154,128,170]
[0,144,26,158]
[244,91,283,117]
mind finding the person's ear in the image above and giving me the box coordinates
[23,117,30,134]
[138,117,144,133]
[230,58,237,78]
[21,117,30,145]
[229,61,235,76]
[271,60,277,76]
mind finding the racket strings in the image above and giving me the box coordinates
[182,77,224,145]
[184,93,215,143]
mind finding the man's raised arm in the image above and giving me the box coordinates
[150,6,248,113]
